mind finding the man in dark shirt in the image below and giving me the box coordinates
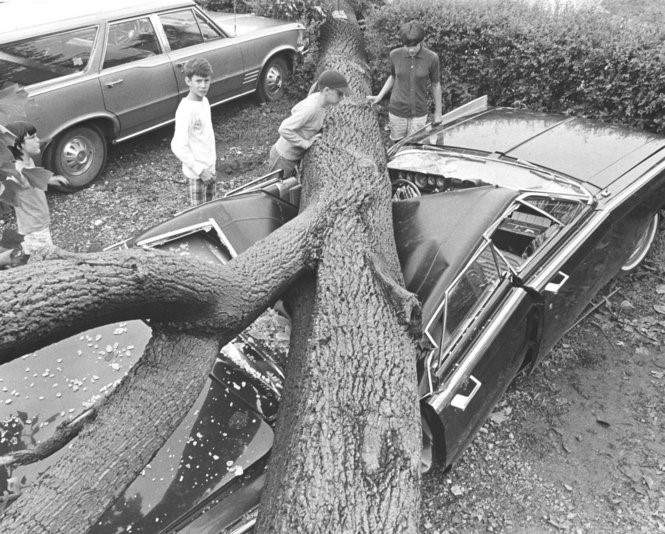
[367,21,442,141]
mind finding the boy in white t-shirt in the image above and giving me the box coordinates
[171,58,217,206]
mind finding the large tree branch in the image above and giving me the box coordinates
[0,204,321,363]
[0,330,220,533]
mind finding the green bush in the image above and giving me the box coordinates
[364,0,665,133]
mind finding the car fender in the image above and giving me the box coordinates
[42,112,119,151]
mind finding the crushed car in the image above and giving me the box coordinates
[3,97,665,532]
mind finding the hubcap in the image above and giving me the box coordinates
[62,136,93,175]
[265,67,283,97]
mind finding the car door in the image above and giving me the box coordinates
[423,241,542,466]
[99,15,179,137]
[532,174,665,357]
[157,7,245,104]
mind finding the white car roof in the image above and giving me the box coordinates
[0,0,194,40]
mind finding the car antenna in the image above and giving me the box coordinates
[233,0,237,37]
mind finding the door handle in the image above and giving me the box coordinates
[450,375,481,411]
[176,62,185,71]
[544,270,569,294]
[104,78,124,88]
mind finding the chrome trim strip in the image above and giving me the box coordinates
[114,117,174,143]
[428,289,525,413]
[136,220,216,247]
[136,217,238,258]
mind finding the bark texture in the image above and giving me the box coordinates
[0,2,422,531]
[0,208,318,532]
[255,3,421,532]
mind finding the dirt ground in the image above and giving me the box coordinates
[9,94,665,533]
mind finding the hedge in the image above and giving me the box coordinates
[363,0,665,134]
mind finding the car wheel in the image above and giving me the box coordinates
[621,213,659,271]
[258,57,288,103]
[49,125,107,192]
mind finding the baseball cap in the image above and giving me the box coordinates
[316,70,350,95]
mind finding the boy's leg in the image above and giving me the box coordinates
[268,145,298,177]
[205,179,216,202]
[188,177,207,206]
[388,113,408,142]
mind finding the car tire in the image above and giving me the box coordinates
[48,125,107,192]
[257,57,288,103]
[621,212,659,271]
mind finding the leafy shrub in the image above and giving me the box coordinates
[364,0,665,133]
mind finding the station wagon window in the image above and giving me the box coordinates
[103,18,161,69]
[159,10,222,51]
[0,27,97,85]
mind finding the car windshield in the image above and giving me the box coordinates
[388,149,589,198]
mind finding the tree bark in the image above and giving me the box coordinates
[0,2,422,531]
[256,3,421,532]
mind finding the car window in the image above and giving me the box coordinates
[0,27,97,85]
[442,243,501,348]
[103,17,161,69]
[159,10,222,51]
[490,196,585,271]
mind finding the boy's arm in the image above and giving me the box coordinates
[171,106,207,176]
[278,106,317,149]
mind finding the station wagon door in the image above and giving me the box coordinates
[99,15,179,136]
[423,242,541,466]
[158,8,245,103]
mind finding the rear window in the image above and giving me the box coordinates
[0,27,97,85]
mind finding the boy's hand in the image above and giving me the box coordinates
[200,169,215,184]
[307,133,322,148]
[49,175,70,187]
[366,95,382,105]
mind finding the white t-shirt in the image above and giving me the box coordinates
[171,97,216,179]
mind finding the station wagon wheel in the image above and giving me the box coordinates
[258,57,288,103]
[49,125,107,192]
[621,213,659,271]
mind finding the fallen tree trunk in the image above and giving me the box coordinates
[0,1,422,531]
[256,3,421,531]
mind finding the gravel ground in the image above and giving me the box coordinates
[6,93,665,533]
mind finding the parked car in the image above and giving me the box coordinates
[0,0,307,190]
[3,98,665,532]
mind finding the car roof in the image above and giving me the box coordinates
[393,185,519,319]
[0,0,194,38]
[420,108,665,190]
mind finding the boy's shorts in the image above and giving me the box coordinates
[268,145,299,178]
[188,177,216,206]
[389,113,428,141]
[23,227,53,254]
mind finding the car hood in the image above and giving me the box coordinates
[205,11,294,36]
[412,108,665,191]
